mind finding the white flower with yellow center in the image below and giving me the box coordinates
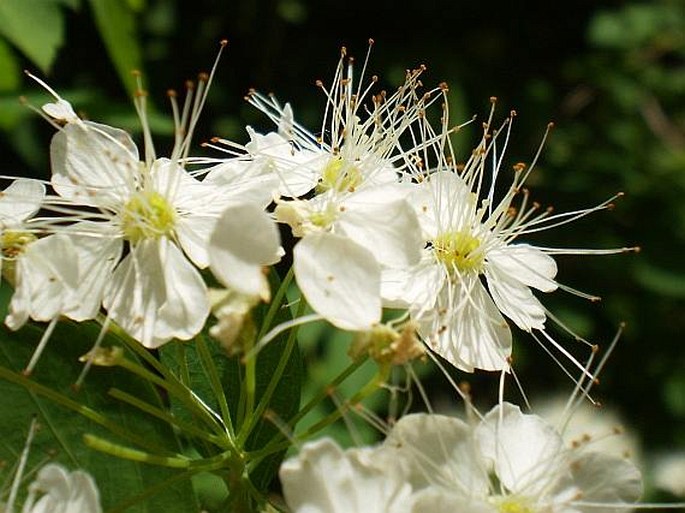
[17,58,279,348]
[206,45,444,330]
[383,106,633,373]
[380,404,642,513]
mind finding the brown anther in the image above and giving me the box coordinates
[489,96,497,103]
[167,89,177,98]
[219,39,228,47]
[211,136,221,143]
[371,75,378,82]
[315,79,324,88]
[513,162,526,172]
[198,72,209,82]
[548,121,555,129]
[131,70,142,77]
[185,80,195,90]
[368,37,375,45]
[510,110,517,117]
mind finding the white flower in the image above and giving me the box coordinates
[279,438,414,513]
[383,107,633,373]
[207,47,443,330]
[21,463,102,513]
[380,403,643,513]
[14,66,276,348]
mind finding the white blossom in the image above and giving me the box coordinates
[21,463,102,513]
[383,105,633,373]
[380,403,643,513]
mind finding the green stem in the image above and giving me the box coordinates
[237,297,305,446]
[108,388,227,446]
[245,357,371,464]
[115,355,226,438]
[241,266,294,433]
[196,335,235,439]
[0,366,169,455]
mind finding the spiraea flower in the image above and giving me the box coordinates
[0,178,46,282]
[383,102,634,372]
[207,44,446,330]
[12,54,280,349]
[380,403,643,513]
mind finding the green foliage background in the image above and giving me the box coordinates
[0,0,683,507]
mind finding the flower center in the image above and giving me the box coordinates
[317,156,363,193]
[497,497,535,513]
[120,191,176,243]
[432,230,484,272]
[1,230,36,259]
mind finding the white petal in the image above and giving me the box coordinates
[5,235,79,330]
[203,160,279,208]
[382,413,489,496]
[42,99,78,122]
[410,490,496,513]
[485,264,547,331]
[209,203,282,300]
[246,128,324,197]
[569,452,642,513]
[420,276,511,372]
[104,239,208,348]
[0,179,45,225]
[103,240,166,347]
[50,121,138,206]
[338,191,422,268]
[64,228,122,322]
[409,171,475,237]
[487,244,558,292]
[381,254,445,309]
[153,240,210,343]
[176,215,216,268]
[280,438,413,513]
[476,403,566,497]
[294,232,381,331]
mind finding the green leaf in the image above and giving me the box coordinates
[0,297,199,511]
[159,286,303,496]
[87,0,143,97]
[0,0,65,73]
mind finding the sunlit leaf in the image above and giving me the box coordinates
[0,0,65,73]
[0,287,199,512]
[87,0,143,97]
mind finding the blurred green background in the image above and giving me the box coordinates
[0,0,683,503]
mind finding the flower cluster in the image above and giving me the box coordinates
[0,42,656,513]
[280,403,643,513]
